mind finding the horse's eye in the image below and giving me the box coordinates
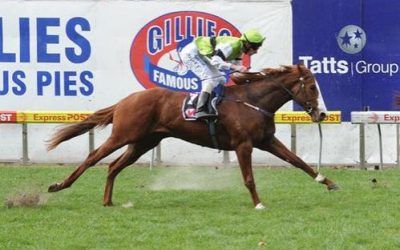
[310,85,317,91]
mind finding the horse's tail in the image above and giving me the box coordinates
[47,104,117,151]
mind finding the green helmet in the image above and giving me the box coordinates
[240,29,265,48]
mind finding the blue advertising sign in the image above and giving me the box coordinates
[293,0,400,121]
[0,17,93,97]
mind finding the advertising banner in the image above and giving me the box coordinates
[275,111,341,124]
[0,110,92,123]
[0,0,293,164]
[0,1,291,110]
[293,0,400,121]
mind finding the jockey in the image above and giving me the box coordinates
[180,29,266,119]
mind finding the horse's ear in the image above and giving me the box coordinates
[297,63,303,73]
[297,60,306,71]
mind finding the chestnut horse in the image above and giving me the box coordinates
[47,64,339,209]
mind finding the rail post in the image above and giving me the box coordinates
[359,123,366,169]
[223,151,230,167]
[317,123,323,170]
[377,124,383,170]
[89,129,95,153]
[290,124,297,153]
[397,124,400,168]
[22,123,29,165]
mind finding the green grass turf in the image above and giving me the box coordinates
[0,164,399,249]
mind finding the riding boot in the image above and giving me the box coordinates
[195,92,216,119]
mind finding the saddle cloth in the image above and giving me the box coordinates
[182,93,219,121]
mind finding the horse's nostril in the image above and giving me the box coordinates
[319,112,327,121]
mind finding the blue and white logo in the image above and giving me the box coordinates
[299,24,398,76]
[337,25,366,54]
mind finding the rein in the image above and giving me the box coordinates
[222,97,275,118]
[232,71,315,115]
[234,72,313,114]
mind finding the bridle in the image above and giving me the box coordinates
[273,76,316,114]
[222,70,317,117]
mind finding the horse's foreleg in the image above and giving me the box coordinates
[103,136,163,206]
[48,136,126,193]
[263,136,339,190]
[235,141,265,209]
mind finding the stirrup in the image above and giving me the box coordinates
[195,111,216,119]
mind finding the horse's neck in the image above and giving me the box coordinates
[245,78,293,113]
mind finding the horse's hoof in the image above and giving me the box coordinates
[255,203,266,210]
[327,183,340,191]
[103,202,114,207]
[48,183,62,192]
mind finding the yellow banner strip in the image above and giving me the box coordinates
[2,110,341,124]
[15,111,93,123]
[275,111,341,124]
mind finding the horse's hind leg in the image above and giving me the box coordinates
[103,136,162,206]
[103,145,135,206]
[263,136,339,190]
[48,136,127,192]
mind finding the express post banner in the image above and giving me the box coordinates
[275,111,341,124]
[0,111,17,123]
[0,110,92,123]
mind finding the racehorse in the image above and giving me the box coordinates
[47,64,339,209]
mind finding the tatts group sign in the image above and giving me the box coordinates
[293,0,400,121]
[130,11,249,93]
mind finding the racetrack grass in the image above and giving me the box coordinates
[0,164,399,249]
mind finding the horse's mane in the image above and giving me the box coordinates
[231,65,307,85]
[260,65,292,76]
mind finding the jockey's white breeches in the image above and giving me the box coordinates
[180,43,225,93]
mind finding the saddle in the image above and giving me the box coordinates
[182,86,224,121]
[182,86,224,151]
[182,93,220,121]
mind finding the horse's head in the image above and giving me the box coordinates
[285,64,326,122]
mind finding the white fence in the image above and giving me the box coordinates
[351,111,400,169]
[0,110,343,167]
